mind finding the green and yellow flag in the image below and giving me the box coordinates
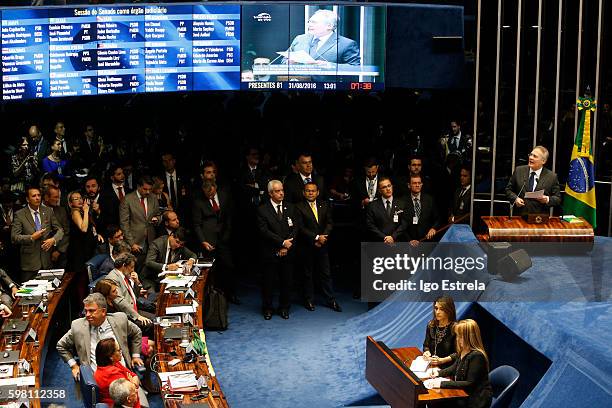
[563,96,597,228]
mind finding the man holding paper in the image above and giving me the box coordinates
[505,146,561,215]
[144,227,196,290]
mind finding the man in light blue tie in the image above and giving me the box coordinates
[11,186,64,282]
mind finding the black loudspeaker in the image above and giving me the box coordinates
[483,242,512,274]
[497,249,532,281]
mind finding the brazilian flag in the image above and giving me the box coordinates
[563,96,597,228]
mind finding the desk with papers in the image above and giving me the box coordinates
[0,270,74,408]
[154,267,229,407]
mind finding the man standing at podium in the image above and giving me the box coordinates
[505,146,561,215]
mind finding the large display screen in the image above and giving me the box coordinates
[1,4,241,100]
[241,4,386,91]
[1,3,385,101]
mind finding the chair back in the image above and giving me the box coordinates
[79,364,100,408]
[490,365,520,408]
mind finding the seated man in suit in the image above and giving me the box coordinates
[106,253,154,335]
[144,227,196,290]
[403,175,442,246]
[56,293,143,379]
[365,177,407,245]
[287,9,360,66]
[295,182,341,312]
[257,180,300,320]
[505,145,561,215]
[11,186,64,282]
[109,378,139,408]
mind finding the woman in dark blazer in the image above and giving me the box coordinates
[423,296,457,369]
[432,319,493,408]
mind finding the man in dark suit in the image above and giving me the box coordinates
[440,120,473,162]
[295,182,341,312]
[365,177,407,245]
[144,227,196,289]
[42,185,70,269]
[284,153,325,204]
[28,125,50,167]
[257,180,300,320]
[287,9,360,66]
[161,152,189,216]
[403,175,441,245]
[449,166,472,224]
[505,145,561,215]
[99,164,130,229]
[119,175,160,268]
[351,157,380,211]
[395,156,433,199]
[11,186,64,282]
[192,180,238,304]
[236,147,271,208]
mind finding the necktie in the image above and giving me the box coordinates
[211,197,220,213]
[367,179,375,198]
[528,171,536,192]
[452,137,459,150]
[117,186,124,200]
[276,204,283,220]
[140,197,147,217]
[309,38,320,57]
[460,187,468,197]
[33,211,41,231]
[385,200,392,217]
[310,201,319,223]
[124,277,138,312]
[169,175,176,209]
[414,198,421,219]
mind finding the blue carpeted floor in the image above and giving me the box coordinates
[42,225,612,407]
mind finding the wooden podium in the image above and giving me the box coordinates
[478,216,594,243]
[365,337,467,407]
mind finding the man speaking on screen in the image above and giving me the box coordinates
[286,9,360,66]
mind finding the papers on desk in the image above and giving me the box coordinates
[15,280,53,296]
[423,377,451,389]
[277,50,316,64]
[409,356,430,373]
[166,301,198,315]
[0,365,13,379]
[524,189,545,199]
[0,375,35,387]
[160,275,196,288]
[158,370,199,392]
[38,268,65,278]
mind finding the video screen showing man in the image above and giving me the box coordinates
[286,9,360,67]
[241,4,386,89]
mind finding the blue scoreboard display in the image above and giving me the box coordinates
[1,3,241,101]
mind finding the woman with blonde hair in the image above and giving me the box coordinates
[423,295,457,368]
[431,319,493,408]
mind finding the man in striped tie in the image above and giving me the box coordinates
[404,175,441,246]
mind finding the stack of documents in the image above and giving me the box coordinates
[160,275,196,288]
[38,269,65,278]
[409,356,434,379]
[159,370,199,392]
[16,280,53,296]
[166,301,198,315]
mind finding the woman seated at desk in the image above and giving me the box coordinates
[431,319,493,408]
[423,296,457,368]
[94,338,146,408]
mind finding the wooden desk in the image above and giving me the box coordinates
[392,347,468,404]
[0,272,74,408]
[155,270,229,408]
[479,216,594,243]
